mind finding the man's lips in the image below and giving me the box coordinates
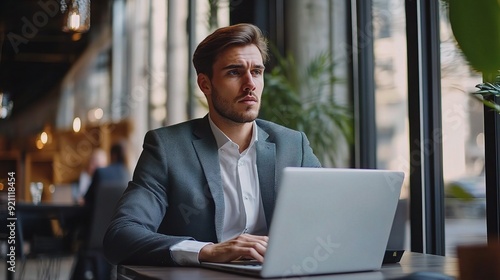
[238,95,258,104]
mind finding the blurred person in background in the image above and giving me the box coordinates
[74,140,131,280]
[75,148,107,204]
[84,140,131,208]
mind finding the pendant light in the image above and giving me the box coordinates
[60,0,91,33]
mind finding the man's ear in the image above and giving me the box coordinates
[197,74,211,95]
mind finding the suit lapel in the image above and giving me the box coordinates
[256,126,276,228]
[193,117,225,242]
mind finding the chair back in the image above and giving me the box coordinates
[87,182,126,250]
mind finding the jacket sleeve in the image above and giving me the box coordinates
[103,130,192,266]
[300,132,322,168]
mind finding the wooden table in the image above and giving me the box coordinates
[117,252,458,279]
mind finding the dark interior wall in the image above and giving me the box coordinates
[229,0,285,64]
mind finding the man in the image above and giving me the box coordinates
[103,23,321,267]
[76,148,107,204]
[84,140,131,209]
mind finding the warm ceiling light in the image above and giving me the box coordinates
[73,117,81,132]
[40,132,48,144]
[94,108,104,120]
[61,0,91,33]
[88,108,103,122]
[69,11,81,30]
[36,139,44,150]
[72,33,82,41]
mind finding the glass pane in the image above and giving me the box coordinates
[373,0,410,251]
[439,5,487,257]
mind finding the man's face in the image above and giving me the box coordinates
[199,44,265,124]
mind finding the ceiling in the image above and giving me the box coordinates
[0,0,110,118]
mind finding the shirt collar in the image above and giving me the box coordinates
[208,114,258,150]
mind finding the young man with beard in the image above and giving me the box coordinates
[103,23,321,266]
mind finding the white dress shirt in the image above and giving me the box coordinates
[170,116,267,265]
[78,171,92,197]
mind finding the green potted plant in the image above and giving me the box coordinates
[445,0,500,113]
[473,75,500,113]
[259,50,353,166]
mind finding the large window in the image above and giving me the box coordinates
[439,4,487,256]
[373,0,410,250]
[373,0,488,256]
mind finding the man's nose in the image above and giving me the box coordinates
[242,71,256,92]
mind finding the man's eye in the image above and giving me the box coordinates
[228,70,240,76]
[252,69,263,76]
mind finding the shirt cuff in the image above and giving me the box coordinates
[170,240,213,266]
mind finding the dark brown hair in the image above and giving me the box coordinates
[110,140,128,166]
[192,23,269,78]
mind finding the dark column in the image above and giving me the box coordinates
[483,87,500,243]
[230,0,285,61]
[351,0,377,169]
[406,0,445,255]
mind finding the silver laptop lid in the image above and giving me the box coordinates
[261,167,404,278]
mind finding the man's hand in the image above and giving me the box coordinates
[198,234,268,263]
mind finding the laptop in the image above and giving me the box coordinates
[201,167,405,278]
[383,198,408,263]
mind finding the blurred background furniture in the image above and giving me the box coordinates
[16,202,85,280]
[71,182,127,280]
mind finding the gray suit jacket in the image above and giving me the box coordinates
[103,116,321,266]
